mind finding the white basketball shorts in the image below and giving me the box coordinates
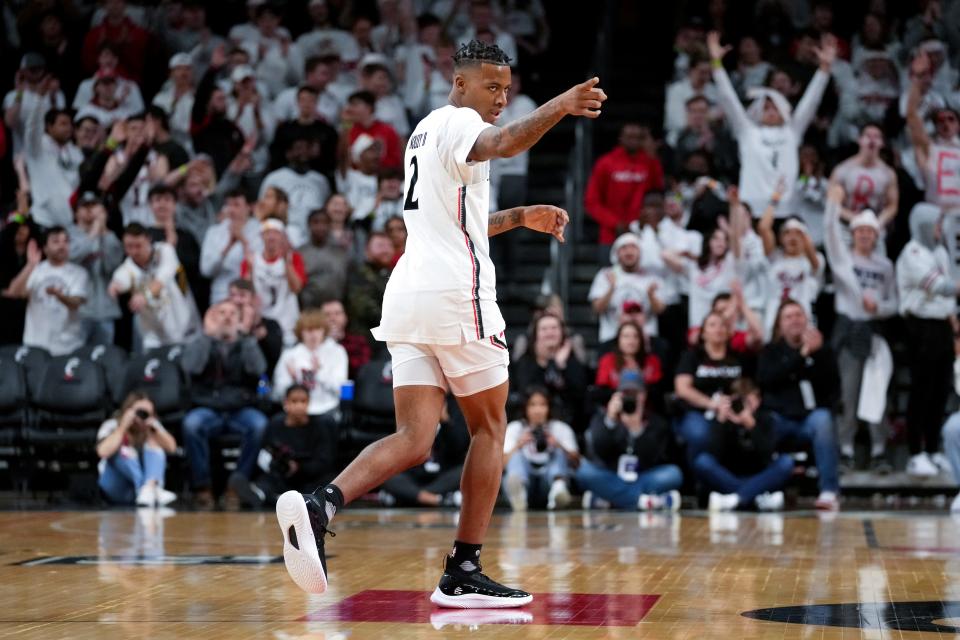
[387,332,509,397]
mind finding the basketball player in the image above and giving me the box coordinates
[828,123,898,228]
[275,40,606,608]
[908,51,960,275]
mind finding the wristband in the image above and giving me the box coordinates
[179,164,189,176]
[711,58,723,69]
[105,137,119,151]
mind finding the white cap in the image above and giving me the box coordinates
[781,218,808,235]
[169,53,192,69]
[351,133,378,163]
[359,53,394,75]
[609,232,642,264]
[261,218,286,234]
[850,209,880,231]
[230,65,256,84]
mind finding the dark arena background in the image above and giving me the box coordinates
[1,0,960,637]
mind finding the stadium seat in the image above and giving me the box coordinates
[25,354,110,446]
[343,356,397,455]
[72,343,129,406]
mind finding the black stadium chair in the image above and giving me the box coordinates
[72,343,129,406]
[0,345,51,402]
[0,348,29,485]
[122,352,188,426]
[25,354,111,446]
[341,356,397,461]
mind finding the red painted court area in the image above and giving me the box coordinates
[302,590,661,626]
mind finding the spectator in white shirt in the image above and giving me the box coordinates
[589,232,665,343]
[896,202,960,477]
[109,223,201,351]
[228,65,276,181]
[2,226,89,356]
[272,56,342,125]
[21,104,84,229]
[3,53,67,156]
[201,189,264,304]
[730,35,773,100]
[152,53,196,153]
[456,0,518,64]
[294,0,361,71]
[273,308,349,416]
[72,43,144,122]
[260,136,332,239]
[74,72,140,129]
[358,54,411,137]
[664,53,718,146]
[337,134,381,223]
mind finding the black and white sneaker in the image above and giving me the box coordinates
[430,557,533,608]
[276,490,335,594]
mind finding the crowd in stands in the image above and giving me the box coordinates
[2,0,960,516]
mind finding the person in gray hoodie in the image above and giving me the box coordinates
[69,192,124,345]
[895,202,960,477]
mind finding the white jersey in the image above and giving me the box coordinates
[372,105,504,345]
[248,252,300,343]
[116,147,159,226]
[925,143,960,213]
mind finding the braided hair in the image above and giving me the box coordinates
[452,39,512,69]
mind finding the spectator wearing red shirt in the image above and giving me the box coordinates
[344,91,402,169]
[585,122,664,250]
[595,320,664,408]
[81,0,151,82]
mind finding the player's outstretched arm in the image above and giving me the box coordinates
[489,205,569,242]
[469,78,607,163]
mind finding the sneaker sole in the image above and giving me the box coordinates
[429,586,533,609]
[276,491,328,594]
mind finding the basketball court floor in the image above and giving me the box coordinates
[1,508,959,638]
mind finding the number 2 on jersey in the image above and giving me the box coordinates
[403,156,419,210]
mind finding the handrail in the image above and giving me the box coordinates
[546,0,614,315]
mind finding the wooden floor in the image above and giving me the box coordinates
[1,508,960,638]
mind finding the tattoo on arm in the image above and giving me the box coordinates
[470,99,565,162]
[488,207,524,237]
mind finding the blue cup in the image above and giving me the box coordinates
[340,380,355,401]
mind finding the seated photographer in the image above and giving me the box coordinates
[228,384,340,508]
[96,392,178,507]
[502,386,580,511]
[575,370,683,511]
[379,396,470,508]
[693,379,794,512]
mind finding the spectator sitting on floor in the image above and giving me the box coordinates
[695,378,794,512]
[227,384,340,508]
[3,225,89,356]
[321,298,371,379]
[576,370,683,511]
[96,392,177,507]
[502,387,580,511]
[181,301,269,510]
[379,395,470,508]
[756,300,841,511]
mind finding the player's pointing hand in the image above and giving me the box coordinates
[561,77,607,119]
